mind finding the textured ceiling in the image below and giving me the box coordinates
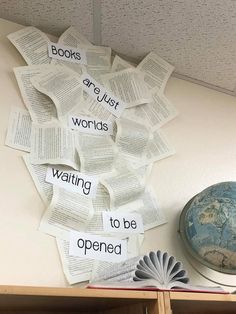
[1,0,236,94]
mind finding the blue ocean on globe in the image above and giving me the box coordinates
[180,182,236,274]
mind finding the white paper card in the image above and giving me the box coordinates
[69,231,127,262]
[68,115,113,135]
[81,73,126,118]
[102,212,144,234]
[46,167,98,198]
[48,42,87,64]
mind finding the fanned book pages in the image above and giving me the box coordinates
[87,250,226,293]
[133,250,189,288]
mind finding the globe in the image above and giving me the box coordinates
[179,182,236,274]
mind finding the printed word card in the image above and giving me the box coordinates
[46,167,98,198]
[81,73,125,117]
[68,115,113,135]
[102,212,144,234]
[69,231,127,262]
[48,42,87,64]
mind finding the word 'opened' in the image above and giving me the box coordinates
[69,231,127,262]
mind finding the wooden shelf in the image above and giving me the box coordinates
[0,285,159,313]
[166,291,236,314]
[0,286,235,314]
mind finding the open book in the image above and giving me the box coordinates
[87,250,226,293]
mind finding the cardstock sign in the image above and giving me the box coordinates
[81,73,126,118]
[46,167,98,198]
[102,212,144,234]
[48,42,87,65]
[69,231,127,262]
[68,115,113,135]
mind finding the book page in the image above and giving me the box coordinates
[76,133,117,176]
[57,26,111,68]
[137,52,174,93]
[113,156,153,183]
[90,255,140,282]
[125,92,178,130]
[101,170,145,209]
[111,55,134,72]
[102,68,152,108]
[39,186,94,239]
[81,95,116,123]
[50,59,84,76]
[31,66,83,120]
[85,46,112,69]
[86,184,110,234]
[23,155,52,205]
[5,106,31,152]
[115,118,151,160]
[30,124,79,169]
[56,236,94,285]
[14,65,57,124]
[85,66,110,83]
[136,256,162,282]
[119,187,167,232]
[58,26,93,47]
[7,26,51,65]
[132,130,175,168]
[146,130,175,163]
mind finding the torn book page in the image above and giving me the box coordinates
[111,55,135,72]
[56,236,94,285]
[119,187,167,232]
[81,95,116,123]
[84,66,110,84]
[90,255,140,283]
[86,184,110,234]
[57,26,93,47]
[23,154,53,205]
[76,132,117,176]
[14,65,57,124]
[101,68,152,108]
[30,124,79,170]
[124,92,178,131]
[132,130,175,168]
[101,169,145,209]
[31,65,83,121]
[115,118,151,161]
[7,26,51,65]
[39,186,94,239]
[137,52,174,93]
[5,106,31,152]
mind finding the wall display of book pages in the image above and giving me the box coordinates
[5,25,179,285]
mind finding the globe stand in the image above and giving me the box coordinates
[187,251,236,288]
